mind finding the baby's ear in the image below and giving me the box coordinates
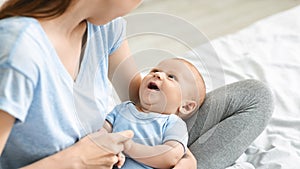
[178,100,198,120]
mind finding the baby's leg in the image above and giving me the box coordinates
[185,79,274,169]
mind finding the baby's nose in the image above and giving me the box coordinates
[153,72,165,79]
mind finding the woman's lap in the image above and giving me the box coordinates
[185,79,274,169]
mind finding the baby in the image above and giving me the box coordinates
[104,58,206,169]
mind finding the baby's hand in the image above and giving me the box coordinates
[122,138,134,154]
[115,152,126,168]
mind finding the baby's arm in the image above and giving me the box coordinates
[103,120,113,133]
[124,139,185,169]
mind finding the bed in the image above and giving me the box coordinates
[189,6,300,169]
[224,6,299,169]
[124,5,300,169]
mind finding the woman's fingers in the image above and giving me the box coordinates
[88,130,134,154]
[116,152,126,168]
[72,130,133,169]
[117,130,134,138]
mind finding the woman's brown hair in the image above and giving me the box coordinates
[0,0,73,20]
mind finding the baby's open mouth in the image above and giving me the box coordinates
[148,82,159,91]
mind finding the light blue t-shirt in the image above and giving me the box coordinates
[0,16,126,169]
[106,101,188,169]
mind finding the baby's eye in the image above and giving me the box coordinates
[168,74,176,79]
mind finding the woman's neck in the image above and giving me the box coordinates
[38,17,86,42]
[37,0,88,41]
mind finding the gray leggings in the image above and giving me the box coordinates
[185,79,274,169]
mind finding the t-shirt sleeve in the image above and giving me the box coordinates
[107,17,127,55]
[163,115,189,153]
[105,104,120,126]
[0,66,35,123]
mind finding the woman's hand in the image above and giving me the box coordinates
[21,130,134,169]
[115,152,126,169]
[172,149,197,169]
[74,130,134,168]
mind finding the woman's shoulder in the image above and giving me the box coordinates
[0,17,44,79]
[87,17,126,38]
[0,16,39,35]
[88,17,126,29]
[0,17,42,57]
[85,17,126,55]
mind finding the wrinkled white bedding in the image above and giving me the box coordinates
[188,6,300,169]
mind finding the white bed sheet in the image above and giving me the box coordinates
[186,5,300,169]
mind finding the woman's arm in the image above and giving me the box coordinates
[20,130,133,169]
[0,109,133,169]
[124,140,185,169]
[0,110,15,155]
[108,40,141,103]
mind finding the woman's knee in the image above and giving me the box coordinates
[239,79,274,122]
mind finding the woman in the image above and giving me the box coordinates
[0,0,274,169]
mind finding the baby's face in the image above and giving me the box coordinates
[139,59,197,114]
